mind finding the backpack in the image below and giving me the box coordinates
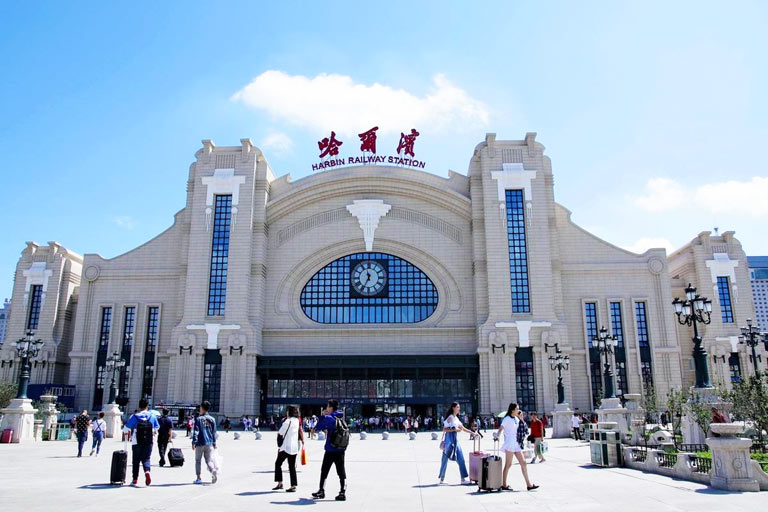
[135,416,153,445]
[330,416,350,451]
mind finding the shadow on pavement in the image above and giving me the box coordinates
[78,484,122,490]
[269,498,316,506]
[237,491,278,496]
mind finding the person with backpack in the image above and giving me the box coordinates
[123,398,160,486]
[192,400,219,484]
[89,412,106,456]
[311,399,349,501]
[273,405,304,492]
[157,409,174,467]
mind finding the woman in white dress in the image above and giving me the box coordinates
[438,402,476,484]
[273,406,304,492]
[496,402,538,491]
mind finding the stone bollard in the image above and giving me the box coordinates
[382,431,389,440]
[317,431,326,441]
[552,402,574,439]
[706,423,760,492]
[359,431,367,440]
[254,431,262,440]
[234,432,241,440]
[39,394,60,433]
[431,432,439,440]
[409,431,416,440]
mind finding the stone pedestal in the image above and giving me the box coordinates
[102,403,123,439]
[623,394,645,445]
[706,423,760,492]
[552,402,573,438]
[597,398,629,441]
[0,398,38,443]
[359,431,367,440]
[39,394,60,432]
[682,387,728,445]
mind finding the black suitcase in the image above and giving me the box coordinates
[168,447,184,467]
[110,449,128,485]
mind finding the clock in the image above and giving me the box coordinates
[351,260,387,296]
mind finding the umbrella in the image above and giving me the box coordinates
[148,409,162,417]
[497,411,507,418]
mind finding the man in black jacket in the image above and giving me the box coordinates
[157,409,174,466]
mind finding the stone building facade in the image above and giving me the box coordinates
[0,134,759,417]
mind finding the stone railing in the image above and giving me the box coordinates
[622,423,768,491]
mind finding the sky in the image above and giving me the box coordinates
[1,1,767,301]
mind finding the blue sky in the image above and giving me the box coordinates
[1,1,767,301]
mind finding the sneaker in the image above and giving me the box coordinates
[311,489,325,499]
[335,492,346,501]
[211,470,218,484]
[89,450,95,456]
[194,478,203,484]
[530,459,536,464]
[131,479,138,486]
[145,471,151,486]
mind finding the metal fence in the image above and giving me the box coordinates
[656,452,677,468]
[679,443,709,453]
[689,455,712,474]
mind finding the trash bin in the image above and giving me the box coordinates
[56,423,71,441]
[589,422,622,467]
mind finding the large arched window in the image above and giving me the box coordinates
[300,252,438,324]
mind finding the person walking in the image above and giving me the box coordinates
[311,399,349,501]
[124,398,160,486]
[571,413,582,440]
[74,410,90,457]
[89,412,106,456]
[273,406,304,492]
[192,401,219,484]
[528,412,546,464]
[438,402,475,485]
[186,416,194,437]
[497,403,538,491]
[157,409,174,467]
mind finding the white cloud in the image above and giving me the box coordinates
[112,216,136,230]
[260,131,294,156]
[634,176,768,216]
[232,71,489,136]
[633,178,686,212]
[620,237,676,255]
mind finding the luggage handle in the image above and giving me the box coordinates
[473,431,482,452]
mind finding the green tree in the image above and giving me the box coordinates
[686,389,715,437]
[0,380,16,409]
[725,373,768,441]
[641,383,659,424]
[666,388,686,435]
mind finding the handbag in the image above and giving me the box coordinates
[439,432,446,451]
[300,447,307,466]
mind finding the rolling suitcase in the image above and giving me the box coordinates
[168,447,184,467]
[479,439,503,492]
[110,439,128,485]
[469,433,488,483]
[0,428,13,443]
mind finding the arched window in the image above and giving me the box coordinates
[300,252,438,324]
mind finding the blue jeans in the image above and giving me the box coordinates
[438,440,468,480]
[76,432,87,456]
[132,444,153,479]
[91,431,104,454]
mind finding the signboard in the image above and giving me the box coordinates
[312,127,426,172]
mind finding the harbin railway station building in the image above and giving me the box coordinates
[0,133,763,419]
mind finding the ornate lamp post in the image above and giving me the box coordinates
[547,345,570,404]
[673,283,713,388]
[14,331,44,399]
[104,351,126,404]
[739,318,766,375]
[593,326,618,400]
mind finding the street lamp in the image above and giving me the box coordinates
[673,283,713,388]
[739,318,767,375]
[104,351,126,404]
[592,326,618,400]
[14,330,44,399]
[546,344,570,404]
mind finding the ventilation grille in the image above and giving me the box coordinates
[501,148,523,163]
[215,153,237,169]
[389,207,463,243]
[276,209,349,245]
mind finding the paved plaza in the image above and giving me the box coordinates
[0,430,764,511]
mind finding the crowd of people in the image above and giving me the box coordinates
[66,398,559,498]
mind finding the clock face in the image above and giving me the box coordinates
[351,260,387,296]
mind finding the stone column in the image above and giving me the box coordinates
[39,394,60,432]
[103,402,123,439]
[0,398,38,443]
[552,402,573,438]
[706,423,760,492]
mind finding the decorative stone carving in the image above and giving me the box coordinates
[83,265,101,282]
[705,252,739,303]
[346,200,391,251]
[39,394,60,432]
[647,257,665,275]
[23,261,53,303]
[186,323,241,350]
[490,163,537,222]
[201,168,246,232]
[707,423,760,491]
[494,320,552,348]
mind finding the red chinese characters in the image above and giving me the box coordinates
[358,126,379,153]
[318,131,343,158]
[396,128,420,157]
